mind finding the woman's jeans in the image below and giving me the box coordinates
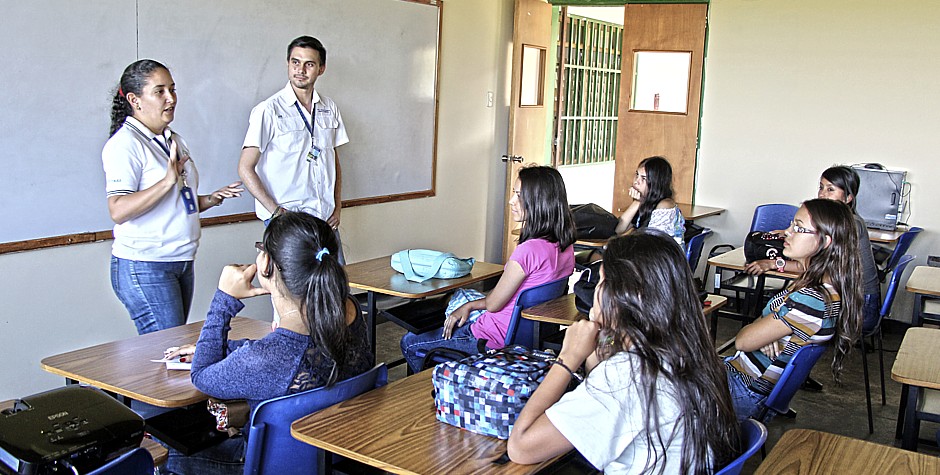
[401,323,484,373]
[165,436,246,475]
[110,256,194,335]
[725,366,768,422]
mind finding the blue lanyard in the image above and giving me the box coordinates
[152,136,172,158]
[293,101,317,139]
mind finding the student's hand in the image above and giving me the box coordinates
[558,320,600,369]
[219,264,270,299]
[760,341,784,359]
[744,259,773,275]
[628,186,642,202]
[164,344,195,361]
[209,181,244,207]
[442,303,472,339]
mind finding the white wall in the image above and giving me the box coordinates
[0,0,513,401]
[697,0,940,321]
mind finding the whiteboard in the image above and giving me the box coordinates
[0,0,440,245]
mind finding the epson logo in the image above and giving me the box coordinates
[47,411,69,421]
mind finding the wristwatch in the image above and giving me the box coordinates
[774,257,787,273]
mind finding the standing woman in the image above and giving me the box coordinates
[103,59,243,334]
[726,199,862,421]
[614,156,686,247]
[508,230,740,473]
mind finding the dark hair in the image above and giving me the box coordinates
[791,199,862,380]
[597,230,740,473]
[287,36,327,65]
[109,59,168,137]
[262,212,350,385]
[635,156,675,228]
[820,165,861,212]
[517,166,576,250]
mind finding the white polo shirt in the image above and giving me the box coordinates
[102,117,201,261]
[243,83,349,221]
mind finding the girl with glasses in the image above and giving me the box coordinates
[725,199,862,421]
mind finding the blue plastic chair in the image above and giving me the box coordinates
[749,204,798,233]
[715,419,767,475]
[88,447,154,475]
[685,227,712,274]
[756,343,828,423]
[861,254,914,434]
[242,364,388,475]
[877,227,922,282]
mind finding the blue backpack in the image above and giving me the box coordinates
[390,249,475,283]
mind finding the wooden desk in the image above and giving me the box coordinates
[891,327,940,451]
[677,203,725,221]
[40,317,271,408]
[868,225,909,244]
[346,256,504,356]
[755,428,940,474]
[0,400,169,466]
[522,293,728,325]
[906,266,940,327]
[291,369,556,475]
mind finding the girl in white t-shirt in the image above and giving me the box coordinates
[103,59,242,334]
[508,230,739,474]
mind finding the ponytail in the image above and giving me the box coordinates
[302,251,350,386]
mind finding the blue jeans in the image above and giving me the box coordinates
[861,292,882,335]
[165,436,246,475]
[725,367,768,422]
[110,256,194,335]
[401,323,483,373]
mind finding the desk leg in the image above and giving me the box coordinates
[366,291,377,361]
[711,268,723,341]
[902,385,920,451]
[752,275,767,319]
[913,293,924,327]
[897,383,909,440]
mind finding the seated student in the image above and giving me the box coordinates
[614,156,685,247]
[726,199,862,421]
[745,166,880,333]
[400,166,576,372]
[165,212,372,475]
[508,230,740,473]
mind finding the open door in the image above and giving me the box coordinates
[613,3,707,214]
[503,0,553,261]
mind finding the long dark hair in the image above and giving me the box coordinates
[109,59,168,137]
[791,199,862,380]
[635,156,675,228]
[517,166,576,250]
[596,230,739,473]
[820,165,860,212]
[262,212,351,386]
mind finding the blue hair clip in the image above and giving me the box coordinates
[315,248,330,262]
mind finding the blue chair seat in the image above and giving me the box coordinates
[88,447,154,475]
[715,418,767,475]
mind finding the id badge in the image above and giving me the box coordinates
[307,144,322,162]
[180,186,198,214]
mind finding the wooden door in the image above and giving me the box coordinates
[503,0,553,261]
[612,3,707,215]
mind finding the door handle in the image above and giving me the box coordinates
[501,155,524,163]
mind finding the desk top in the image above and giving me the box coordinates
[40,317,271,408]
[891,327,940,390]
[755,428,940,474]
[677,203,725,220]
[867,225,909,244]
[346,256,504,299]
[905,266,940,297]
[291,370,557,475]
[521,293,727,325]
[707,247,799,279]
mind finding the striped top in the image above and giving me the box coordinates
[725,284,840,396]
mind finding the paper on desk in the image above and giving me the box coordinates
[150,358,192,371]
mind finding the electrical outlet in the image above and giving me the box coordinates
[486,91,494,108]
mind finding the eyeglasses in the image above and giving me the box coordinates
[788,220,817,235]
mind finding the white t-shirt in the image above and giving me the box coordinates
[545,352,690,474]
[102,117,201,261]
[242,83,349,221]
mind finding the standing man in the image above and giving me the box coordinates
[239,36,349,263]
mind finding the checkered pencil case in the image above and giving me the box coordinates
[432,346,554,439]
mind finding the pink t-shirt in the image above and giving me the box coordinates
[471,238,575,348]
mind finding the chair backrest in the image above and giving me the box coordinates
[883,227,922,277]
[881,254,915,319]
[503,276,570,348]
[760,343,828,417]
[685,228,712,274]
[88,447,154,475]
[750,204,798,233]
[242,363,388,475]
[715,418,768,475]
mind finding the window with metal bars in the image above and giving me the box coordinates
[555,14,622,167]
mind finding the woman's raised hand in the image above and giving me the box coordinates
[558,320,600,368]
[219,264,270,299]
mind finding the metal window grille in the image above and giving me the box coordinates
[556,15,622,166]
